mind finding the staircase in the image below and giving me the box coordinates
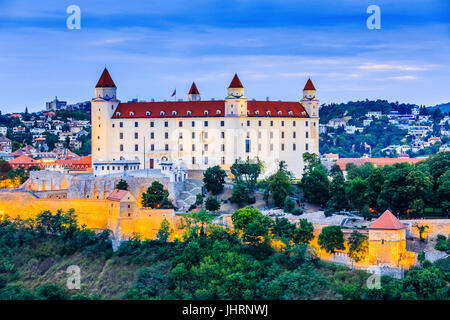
[174,179,203,212]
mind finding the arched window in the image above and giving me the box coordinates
[277,111,282,116]
[116,112,121,116]
[204,110,209,116]
[129,111,134,116]
[255,110,259,115]
[187,110,192,116]
[288,111,293,115]
[160,111,165,116]
[146,111,151,116]
[216,110,221,115]
[172,111,177,116]
[266,110,271,115]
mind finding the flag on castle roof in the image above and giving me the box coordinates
[96,68,116,88]
[369,210,406,230]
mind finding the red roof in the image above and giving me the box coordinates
[304,78,316,90]
[188,82,200,95]
[111,100,309,118]
[369,210,406,230]
[107,189,129,201]
[228,74,243,88]
[96,68,116,88]
[336,157,426,171]
[9,155,36,165]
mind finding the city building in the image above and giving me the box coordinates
[91,68,320,178]
[46,96,67,111]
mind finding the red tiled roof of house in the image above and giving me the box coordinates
[107,189,129,201]
[304,78,316,90]
[112,100,309,119]
[96,68,116,88]
[336,157,426,171]
[228,74,243,88]
[369,210,406,230]
[188,82,200,95]
[9,155,36,165]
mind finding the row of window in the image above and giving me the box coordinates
[114,130,310,140]
[117,142,309,152]
[116,110,306,117]
[112,120,315,128]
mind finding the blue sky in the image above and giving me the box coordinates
[0,0,449,112]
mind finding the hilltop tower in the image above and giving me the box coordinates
[187,82,201,101]
[225,74,247,116]
[91,68,120,163]
[300,78,319,118]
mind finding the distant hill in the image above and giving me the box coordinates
[429,102,450,114]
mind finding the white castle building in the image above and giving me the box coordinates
[91,68,319,178]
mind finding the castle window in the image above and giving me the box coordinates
[146,111,151,116]
[306,121,309,127]
[204,156,208,165]
[204,144,208,151]
[187,110,192,116]
[258,131,262,138]
[293,132,296,138]
[281,143,285,151]
[266,110,271,115]
[172,111,177,116]
[151,144,154,151]
[221,131,225,139]
[221,120,225,127]
[270,132,273,139]
[165,132,168,139]
[164,121,168,127]
[112,124,115,128]
[120,122,123,127]
[293,143,296,151]
[179,121,183,127]
[204,121,208,127]
[135,144,138,151]
[165,144,169,151]
[130,112,134,116]
[216,110,221,115]
[192,144,195,151]
[135,132,138,139]
[120,144,123,151]
[116,112,121,116]
[278,111,282,116]
[192,121,195,127]
[150,132,154,139]
[288,111,293,115]
[179,144,183,151]
[255,110,259,115]
[150,121,154,127]
[305,143,309,151]
[247,120,250,126]
[221,144,225,151]
[120,133,123,139]
[221,157,225,165]
[179,132,183,139]
[258,120,262,126]
[135,121,138,127]
[281,121,285,127]
[204,110,209,116]
[192,156,195,164]
[245,140,251,153]
[270,121,273,126]
[281,132,285,139]
[293,120,296,126]
[192,132,195,139]
[160,111,165,116]
[306,132,309,138]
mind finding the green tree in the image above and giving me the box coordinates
[231,206,263,231]
[156,218,173,243]
[405,170,433,217]
[347,231,368,262]
[366,168,385,213]
[115,179,129,190]
[318,225,345,254]
[267,169,291,208]
[326,167,348,214]
[283,196,296,213]
[292,219,314,245]
[203,166,227,195]
[205,196,221,212]
[437,170,450,215]
[230,158,262,191]
[345,177,368,211]
[141,181,173,209]
[302,166,330,205]
[271,217,295,246]
[229,182,254,205]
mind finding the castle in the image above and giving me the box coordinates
[91,69,319,178]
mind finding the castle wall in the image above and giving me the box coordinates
[401,219,450,240]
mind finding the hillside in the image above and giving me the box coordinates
[430,102,450,114]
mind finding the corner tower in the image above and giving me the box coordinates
[225,74,247,116]
[187,82,201,101]
[300,78,319,118]
[91,68,120,163]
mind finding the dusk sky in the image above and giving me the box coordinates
[0,0,449,112]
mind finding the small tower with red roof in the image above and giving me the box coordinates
[187,82,201,101]
[300,78,319,118]
[367,210,414,267]
[95,67,117,99]
[225,74,247,116]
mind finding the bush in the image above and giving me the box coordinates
[291,208,304,216]
[284,196,296,213]
[36,283,67,300]
[205,196,221,212]
[435,240,449,252]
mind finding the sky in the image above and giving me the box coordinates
[0,0,449,113]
